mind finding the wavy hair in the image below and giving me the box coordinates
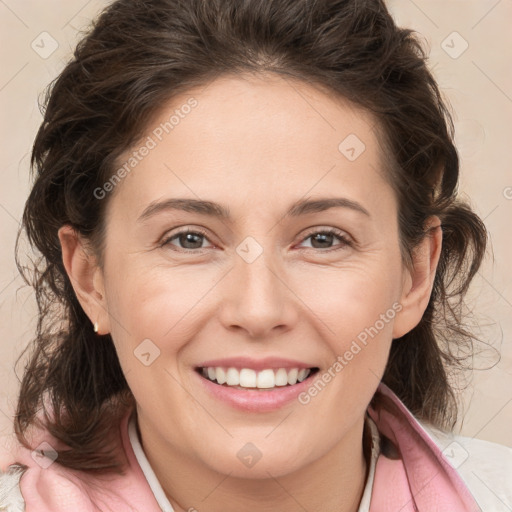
[14,0,487,474]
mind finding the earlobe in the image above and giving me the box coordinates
[392,216,442,339]
[58,225,110,334]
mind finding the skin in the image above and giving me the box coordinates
[59,72,442,512]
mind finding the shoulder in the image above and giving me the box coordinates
[0,434,26,511]
[0,408,151,512]
[419,420,512,511]
[0,464,26,512]
[0,436,97,512]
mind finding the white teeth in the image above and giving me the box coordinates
[275,368,289,386]
[226,367,240,386]
[239,369,257,388]
[200,366,313,389]
[287,368,298,385]
[297,368,309,382]
[257,369,275,388]
[216,367,227,384]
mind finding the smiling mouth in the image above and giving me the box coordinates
[196,366,319,390]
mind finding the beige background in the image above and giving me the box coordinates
[0,0,511,450]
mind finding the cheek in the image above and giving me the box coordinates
[297,285,399,435]
[299,258,403,341]
[295,252,403,400]
[102,266,198,416]
[103,259,219,361]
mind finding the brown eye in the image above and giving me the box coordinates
[298,229,352,251]
[161,229,211,251]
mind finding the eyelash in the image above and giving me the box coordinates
[160,227,353,253]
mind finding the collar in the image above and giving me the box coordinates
[128,400,380,512]
[125,381,480,512]
[367,382,481,511]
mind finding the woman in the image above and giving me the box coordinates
[1,0,510,510]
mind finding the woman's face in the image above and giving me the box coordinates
[87,73,418,478]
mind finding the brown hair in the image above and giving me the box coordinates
[14,0,487,474]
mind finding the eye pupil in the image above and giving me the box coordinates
[180,232,203,249]
[310,233,333,249]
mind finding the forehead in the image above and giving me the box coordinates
[107,72,394,223]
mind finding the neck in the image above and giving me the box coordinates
[138,414,369,512]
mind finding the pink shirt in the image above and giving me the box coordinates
[1,382,510,511]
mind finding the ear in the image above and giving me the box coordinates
[392,216,442,339]
[58,225,111,335]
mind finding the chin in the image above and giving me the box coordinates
[197,440,308,480]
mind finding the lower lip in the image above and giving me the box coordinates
[195,370,317,412]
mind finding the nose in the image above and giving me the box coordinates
[217,246,299,340]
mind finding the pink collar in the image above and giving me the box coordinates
[368,382,480,511]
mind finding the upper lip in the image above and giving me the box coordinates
[195,357,317,372]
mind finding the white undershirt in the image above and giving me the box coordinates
[128,413,381,512]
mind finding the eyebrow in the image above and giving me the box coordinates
[137,196,371,223]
